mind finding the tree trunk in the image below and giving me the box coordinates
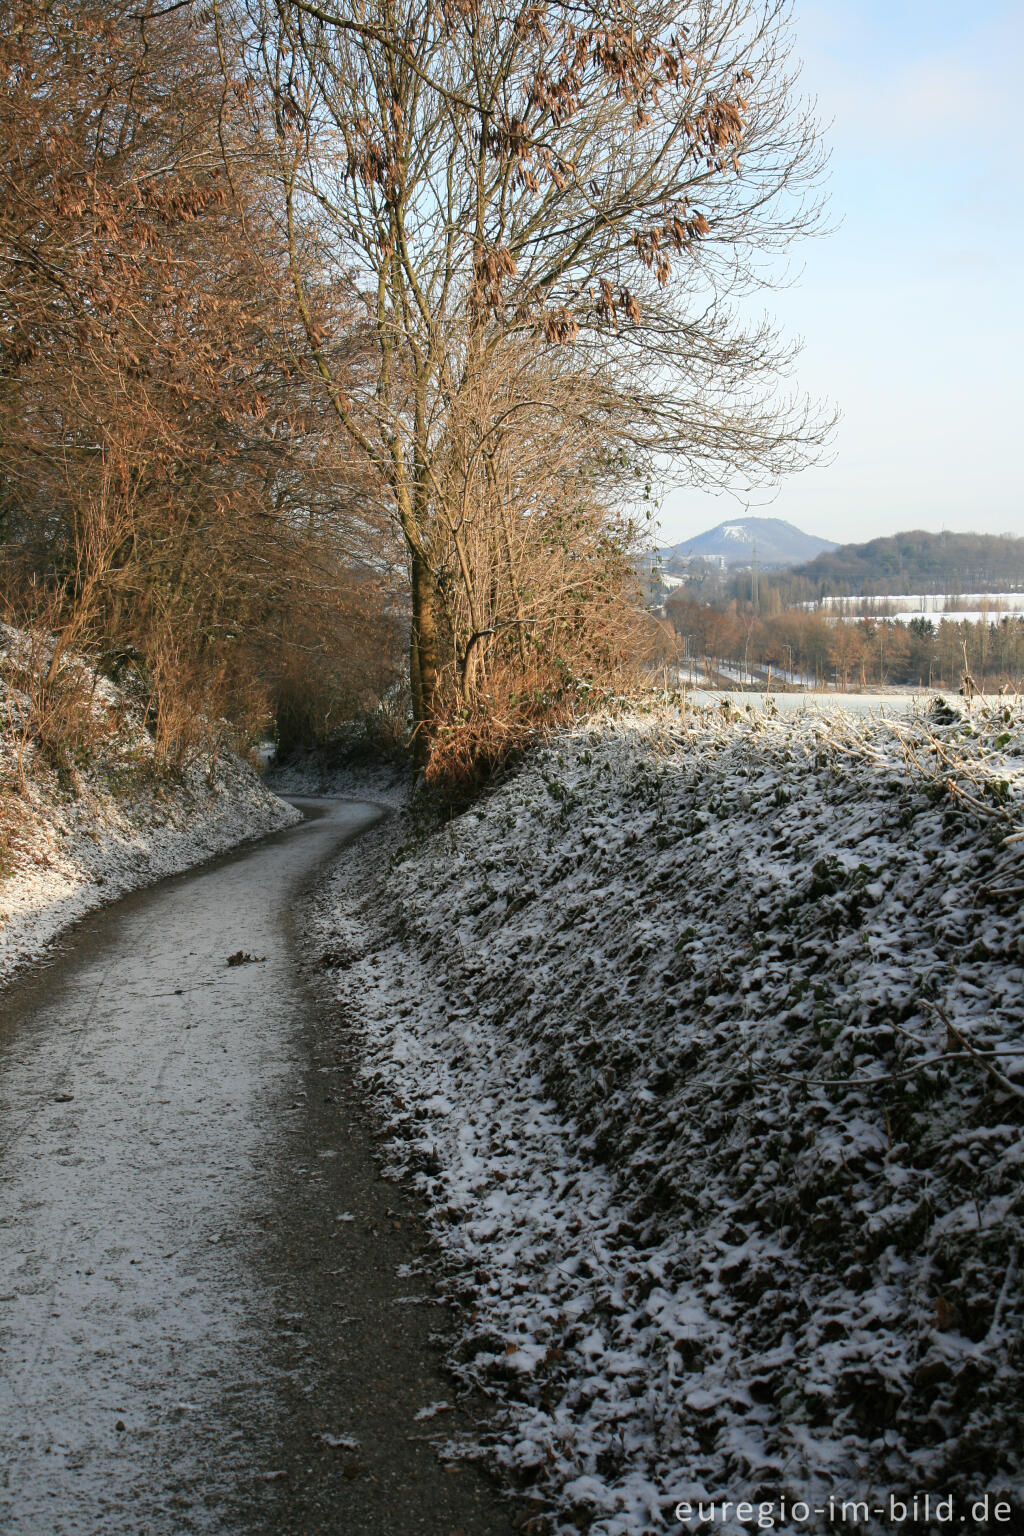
[409,620,423,727]
[410,549,440,740]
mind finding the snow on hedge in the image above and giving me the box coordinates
[0,625,298,982]
[315,698,1024,1535]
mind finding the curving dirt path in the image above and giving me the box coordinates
[0,799,517,1536]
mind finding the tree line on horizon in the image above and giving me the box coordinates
[664,595,1024,692]
[2,0,832,786]
[792,530,1024,598]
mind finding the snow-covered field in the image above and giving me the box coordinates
[313,698,1024,1534]
[803,595,1024,627]
[0,628,298,984]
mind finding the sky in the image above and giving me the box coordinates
[655,0,1024,551]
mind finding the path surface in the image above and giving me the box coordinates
[0,799,517,1536]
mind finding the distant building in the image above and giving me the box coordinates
[662,554,727,574]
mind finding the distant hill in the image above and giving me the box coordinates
[792,530,1024,595]
[661,516,837,570]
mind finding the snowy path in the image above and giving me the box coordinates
[0,799,515,1535]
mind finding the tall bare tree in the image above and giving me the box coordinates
[234,0,830,747]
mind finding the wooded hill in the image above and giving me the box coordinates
[791,530,1024,596]
[672,530,1024,609]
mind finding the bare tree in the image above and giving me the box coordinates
[1,0,399,760]
[231,0,830,750]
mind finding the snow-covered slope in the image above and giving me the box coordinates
[0,628,298,983]
[314,699,1024,1535]
[662,517,837,569]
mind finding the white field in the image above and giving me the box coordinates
[803,594,1024,625]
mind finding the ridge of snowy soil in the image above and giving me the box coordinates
[312,700,1024,1536]
[1,629,298,984]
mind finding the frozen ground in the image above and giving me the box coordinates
[0,627,299,983]
[313,697,1024,1535]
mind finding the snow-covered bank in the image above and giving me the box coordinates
[314,699,1024,1535]
[1,631,298,984]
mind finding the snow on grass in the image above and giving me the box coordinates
[313,696,1024,1534]
[0,626,298,984]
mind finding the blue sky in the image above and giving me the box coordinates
[656,0,1024,550]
